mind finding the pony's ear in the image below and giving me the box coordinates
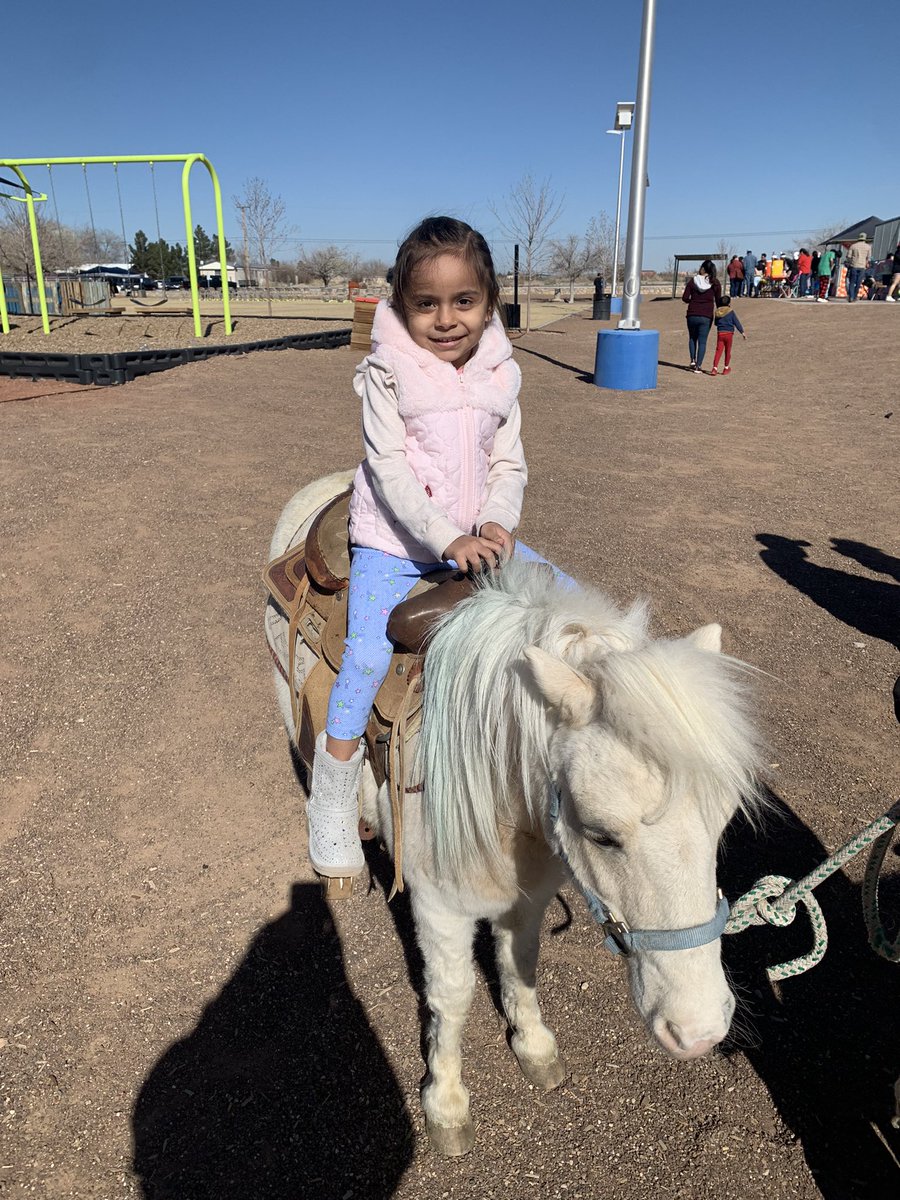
[523,646,595,727]
[685,623,722,653]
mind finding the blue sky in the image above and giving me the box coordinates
[4,0,897,270]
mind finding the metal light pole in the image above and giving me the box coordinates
[618,0,657,331]
[606,102,634,300]
[608,133,625,298]
[593,2,659,390]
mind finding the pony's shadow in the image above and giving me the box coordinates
[719,792,900,1198]
[131,881,414,1199]
[757,534,900,651]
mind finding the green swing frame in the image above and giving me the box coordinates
[0,154,232,338]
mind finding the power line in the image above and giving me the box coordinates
[643,228,815,241]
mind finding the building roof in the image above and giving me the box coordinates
[822,216,883,245]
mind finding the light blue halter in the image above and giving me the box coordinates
[549,785,730,957]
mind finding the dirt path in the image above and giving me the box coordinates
[1,298,898,1199]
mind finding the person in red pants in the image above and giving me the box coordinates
[711,295,747,375]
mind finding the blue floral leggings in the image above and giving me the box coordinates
[326,543,572,738]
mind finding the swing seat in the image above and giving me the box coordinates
[129,294,169,309]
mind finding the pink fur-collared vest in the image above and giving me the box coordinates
[348,300,521,561]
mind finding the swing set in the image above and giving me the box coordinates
[0,154,233,338]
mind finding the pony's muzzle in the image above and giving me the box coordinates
[652,1000,733,1059]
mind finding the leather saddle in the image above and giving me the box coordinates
[263,489,478,891]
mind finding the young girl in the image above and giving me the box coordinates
[710,295,747,376]
[307,216,528,880]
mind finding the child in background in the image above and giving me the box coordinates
[711,295,747,376]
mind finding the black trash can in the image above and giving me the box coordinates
[504,302,521,330]
[591,275,610,320]
[592,293,612,320]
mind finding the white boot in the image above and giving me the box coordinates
[307,732,365,877]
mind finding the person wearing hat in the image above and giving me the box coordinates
[845,233,871,303]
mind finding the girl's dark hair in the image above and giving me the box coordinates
[719,294,731,307]
[390,216,501,325]
[699,259,718,281]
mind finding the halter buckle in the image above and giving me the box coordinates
[601,917,633,956]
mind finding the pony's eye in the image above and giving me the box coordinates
[585,829,621,850]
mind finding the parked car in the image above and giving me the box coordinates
[196,274,237,291]
[164,276,189,290]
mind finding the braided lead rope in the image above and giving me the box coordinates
[724,802,900,982]
[862,817,900,962]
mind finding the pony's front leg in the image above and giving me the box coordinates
[412,892,477,1156]
[493,900,566,1091]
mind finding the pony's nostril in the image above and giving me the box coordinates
[665,1021,687,1050]
[662,1021,720,1058]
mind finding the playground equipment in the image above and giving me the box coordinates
[0,154,232,338]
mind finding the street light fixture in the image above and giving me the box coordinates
[606,101,634,300]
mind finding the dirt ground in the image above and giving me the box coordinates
[1,298,898,1200]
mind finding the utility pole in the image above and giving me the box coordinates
[238,204,251,291]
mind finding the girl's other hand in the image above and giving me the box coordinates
[443,533,505,572]
[479,522,516,562]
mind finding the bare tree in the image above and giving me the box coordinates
[491,175,563,331]
[232,178,293,312]
[298,244,354,286]
[584,212,618,285]
[808,219,850,248]
[548,233,597,302]
[356,257,390,282]
[0,199,122,274]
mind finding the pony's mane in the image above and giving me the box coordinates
[419,560,765,881]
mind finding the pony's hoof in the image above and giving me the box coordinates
[426,1118,475,1157]
[515,1051,566,1091]
[319,874,356,900]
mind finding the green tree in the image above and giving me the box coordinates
[129,230,153,275]
[193,224,231,266]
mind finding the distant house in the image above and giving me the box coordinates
[820,216,883,248]
[197,260,268,286]
[872,217,900,260]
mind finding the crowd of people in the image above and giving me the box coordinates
[723,237,900,303]
[681,237,900,374]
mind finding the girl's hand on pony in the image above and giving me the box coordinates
[479,522,516,562]
[444,532,505,573]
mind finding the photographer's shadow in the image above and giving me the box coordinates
[757,534,900,651]
[720,796,900,1198]
[132,882,413,1199]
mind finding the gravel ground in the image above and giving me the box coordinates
[1,298,898,1199]
[0,314,344,354]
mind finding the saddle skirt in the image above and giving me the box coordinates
[263,489,477,893]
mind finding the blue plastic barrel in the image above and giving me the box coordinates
[594,328,659,391]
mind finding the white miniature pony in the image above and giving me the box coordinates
[268,476,765,1156]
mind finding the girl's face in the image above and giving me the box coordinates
[404,253,491,368]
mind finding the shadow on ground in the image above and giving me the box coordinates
[132,881,414,1199]
[719,792,900,1199]
[757,534,900,652]
[515,343,593,382]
